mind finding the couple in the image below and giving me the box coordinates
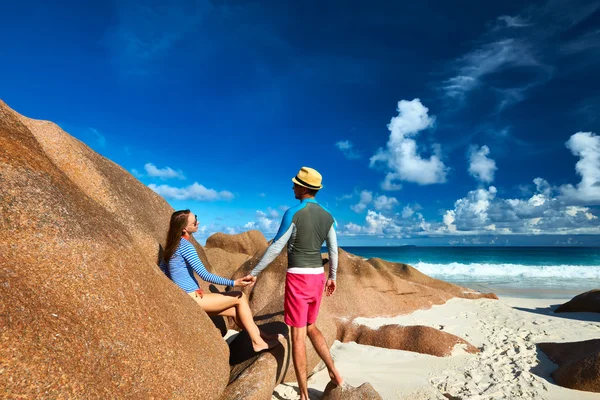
[160,167,343,399]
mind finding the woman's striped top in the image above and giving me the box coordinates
[160,237,235,292]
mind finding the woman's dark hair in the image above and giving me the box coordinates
[163,209,191,263]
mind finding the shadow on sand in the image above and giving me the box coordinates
[513,303,600,323]
[529,346,558,385]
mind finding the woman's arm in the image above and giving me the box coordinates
[181,243,235,287]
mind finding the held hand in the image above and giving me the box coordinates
[234,274,256,288]
[325,279,336,297]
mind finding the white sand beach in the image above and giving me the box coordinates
[272,296,600,400]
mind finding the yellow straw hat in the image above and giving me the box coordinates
[292,167,323,190]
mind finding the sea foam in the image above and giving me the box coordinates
[414,261,600,279]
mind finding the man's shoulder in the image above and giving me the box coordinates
[284,202,309,218]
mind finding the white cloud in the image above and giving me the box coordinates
[370,99,448,187]
[336,193,354,201]
[335,140,361,159]
[380,174,403,191]
[468,145,497,183]
[339,134,600,238]
[259,193,266,197]
[144,163,186,180]
[364,210,397,235]
[344,222,363,235]
[442,39,545,101]
[244,208,281,234]
[350,190,373,213]
[373,195,399,211]
[559,132,600,204]
[497,15,530,28]
[148,182,234,201]
[402,205,415,218]
[443,186,498,232]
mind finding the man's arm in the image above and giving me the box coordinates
[325,223,338,281]
[250,210,294,276]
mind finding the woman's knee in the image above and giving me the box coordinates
[227,290,246,304]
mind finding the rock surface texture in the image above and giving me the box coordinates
[539,339,600,393]
[321,382,383,400]
[337,323,479,357]
[0,101,229,399]
[555,289,600,313]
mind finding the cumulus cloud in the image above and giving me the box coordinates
[373,195,399,211]
[370,99,448,188]
[468,145,497,183]
[340,132,600,238]
[364,210,398,235]
[443,187,498,232]
[402,205,415,218]
[344,222,363,235]
[244,208,281,234]
[559,132,600,204]
[144,163,186,180]
[149,182,234,201]
[351,190,373,213]
[335,140,361,159]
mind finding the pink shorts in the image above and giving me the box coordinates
[284,272,326,327]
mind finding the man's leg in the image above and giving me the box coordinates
[306,323,343,385]
[291,325,310,400]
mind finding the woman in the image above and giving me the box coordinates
[160,209,277,352]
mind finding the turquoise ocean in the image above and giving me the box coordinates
[340,246,600,298]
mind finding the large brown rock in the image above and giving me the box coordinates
[206,230,268,256]
[322,382,383,400]
[0,101,230,399]
[337,323,479,357]
[555,290,600,313]
[367,258,498,300]
[205,247,252,281]
[539,339,600,392]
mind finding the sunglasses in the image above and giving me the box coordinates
[193,214,198,226]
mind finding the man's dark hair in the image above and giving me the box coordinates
[307,188,319,197]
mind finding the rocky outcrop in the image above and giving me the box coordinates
[221,246,493,385]
[0,101,229,399]
[322,382,383,400]
[367,258,498,300]
[206,230,268,256]
[555,290,600,313]
[337,323,478,356]
[205,247,252,282]
[539,339,600,392]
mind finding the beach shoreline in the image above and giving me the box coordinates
[272,294,600,400]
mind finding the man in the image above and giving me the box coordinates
[250,166,343,399]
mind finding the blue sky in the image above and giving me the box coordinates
[2,0,600,246]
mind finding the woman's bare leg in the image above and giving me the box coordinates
[189,291,275,352]
[220,306,279,341]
